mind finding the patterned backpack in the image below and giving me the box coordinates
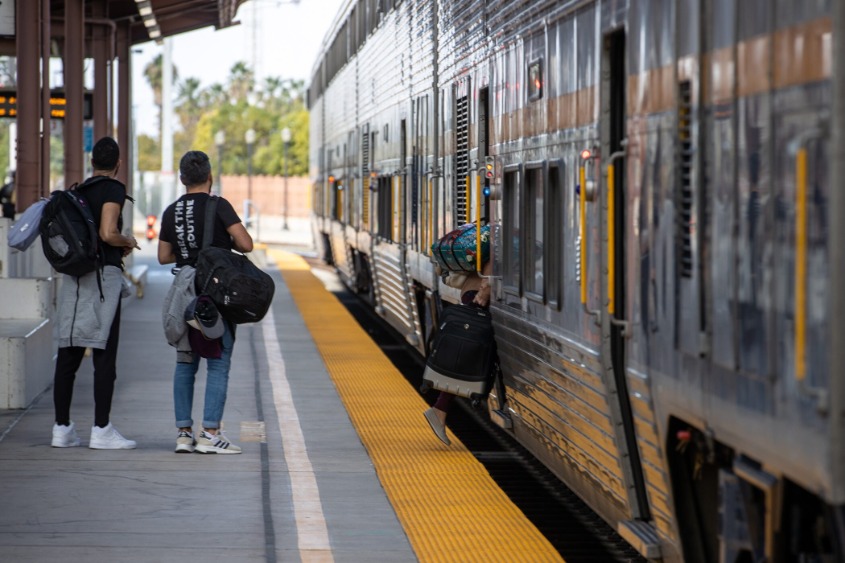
[431,222,490,273]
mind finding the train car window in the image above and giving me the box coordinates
[525,165,545,300]
[333,180,343,223]
[528,58,543,102]
[503,169,521,293]
[548,163,563,309]
[375,176,388,240]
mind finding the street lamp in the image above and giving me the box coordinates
[245,128,256,228]
[281,127,292,231]
[214,130,225,195]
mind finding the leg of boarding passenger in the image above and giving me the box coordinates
[423,392,453,446]
[433,391,454,414]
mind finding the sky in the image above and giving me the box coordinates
[131,0,346,137]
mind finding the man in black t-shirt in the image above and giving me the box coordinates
[158,150,253,454]
[51,137,140,451]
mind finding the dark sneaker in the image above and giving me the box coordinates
[175,430,195,453]
[423,408,451,446]
[52,422,81,448]
[195,430,241,454]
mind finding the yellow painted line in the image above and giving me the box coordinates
[270,249,563,562]
[261,307,334,560]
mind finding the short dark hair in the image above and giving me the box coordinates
[179,151,211,186]
[91,137,120,170]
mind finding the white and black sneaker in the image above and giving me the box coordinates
[195,430,241,454]
[175,430,195,453]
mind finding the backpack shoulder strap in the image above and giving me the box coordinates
[202,196,219,250]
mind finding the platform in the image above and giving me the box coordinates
[0,240,561,562]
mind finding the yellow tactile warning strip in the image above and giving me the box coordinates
[270,249,563,563]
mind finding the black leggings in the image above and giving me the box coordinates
[53,304,121,428]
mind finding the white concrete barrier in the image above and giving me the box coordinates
[0,217,57,409]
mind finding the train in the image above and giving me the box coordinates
[307,1,845,561]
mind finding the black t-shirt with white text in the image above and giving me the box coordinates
[159,193,241,268]
[78,176,127,269]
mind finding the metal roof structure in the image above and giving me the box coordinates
[49,0,247,45]
[10,0,250,211]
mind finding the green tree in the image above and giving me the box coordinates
[136,134,161,171]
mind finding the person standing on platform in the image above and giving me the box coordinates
[157,150,253,454]
[51,137,140,450]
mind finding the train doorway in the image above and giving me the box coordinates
[602,29,651,522]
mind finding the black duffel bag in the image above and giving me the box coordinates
[195,247,275,324]
[194,197,275,324]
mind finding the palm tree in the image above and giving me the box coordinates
[143,54,179,135]
[226,61,254,103]
[176,77,203,134]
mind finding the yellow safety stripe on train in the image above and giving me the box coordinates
[270,248,563,563]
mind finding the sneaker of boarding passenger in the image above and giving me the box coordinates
[175,430,196,454]
[89,423,137,450]
[51,421,81,448]
[423,407,451,446]
[195,430,241,454]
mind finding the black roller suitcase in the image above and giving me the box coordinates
[423,305,495,400]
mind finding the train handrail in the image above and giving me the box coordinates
[579,149,600,322]
[606,143,630,338]
[476,174,483,272]
[790,128,827,414]
[795,145,807,381]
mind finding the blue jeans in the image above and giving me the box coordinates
[173,322,234,430]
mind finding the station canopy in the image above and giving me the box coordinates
[50,0,249,45]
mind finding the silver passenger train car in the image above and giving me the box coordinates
[308,1,845,560]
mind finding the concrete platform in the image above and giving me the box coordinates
[0,242,414,562]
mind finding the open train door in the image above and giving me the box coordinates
[600,28,659,558]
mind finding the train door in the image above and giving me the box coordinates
[601,29,652,523]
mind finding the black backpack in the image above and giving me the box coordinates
[194,197,275,324]
[426,304,496,384]
[40,181,103,277]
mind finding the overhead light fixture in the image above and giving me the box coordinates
[135,0,160,41]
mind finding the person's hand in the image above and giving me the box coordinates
[473,283,491,307]
[123,236,140,255]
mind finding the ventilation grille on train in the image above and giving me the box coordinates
[455,93,469,224]
[362,130,370,229]
[677,81,693,279]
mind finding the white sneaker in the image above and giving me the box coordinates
[52,422,81,448]
[195,430,241,454]
[89,423,137,450]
